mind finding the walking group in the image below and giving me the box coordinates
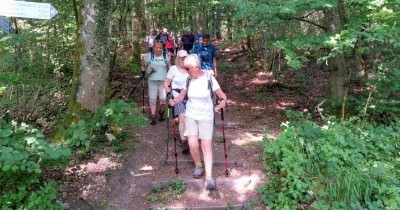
[142,27,227,190]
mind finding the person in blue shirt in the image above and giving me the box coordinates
[192,33,218,77]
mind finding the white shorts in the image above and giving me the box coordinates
[184,117,214,140]
[148,80,166,106]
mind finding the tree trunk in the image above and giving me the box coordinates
[68,0,112,113]
[323,3,348,117]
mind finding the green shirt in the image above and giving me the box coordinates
[145,53,170,81]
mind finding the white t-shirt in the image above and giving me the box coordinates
[184,73,220,121]
[166,65,189,97]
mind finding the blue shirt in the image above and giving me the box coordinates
[192,43,217,70]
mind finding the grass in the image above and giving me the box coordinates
[147,179,187,203]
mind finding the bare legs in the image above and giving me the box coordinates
[187,135,213,179]
[178,113,185,141]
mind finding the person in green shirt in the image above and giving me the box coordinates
[144,41,171,125]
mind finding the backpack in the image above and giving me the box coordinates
[145,50,168,74]
[182,34,195,45]
[185,73,214,100]
[150,50,168,65]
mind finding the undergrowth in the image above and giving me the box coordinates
[260,114,400,209]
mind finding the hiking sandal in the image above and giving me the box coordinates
[192,166,204,179]
[205,179,216,190]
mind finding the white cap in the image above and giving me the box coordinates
[163,28,168,32]
[177,50,188,58]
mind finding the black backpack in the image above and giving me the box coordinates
[182,34,195,45]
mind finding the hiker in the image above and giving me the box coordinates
[169,32,178,54]
[164,50,190,154]
[146,29,157,53]
[165,35,175,63]
[156,28,169,48]
[181,29,195,54]
[144,41,171,125]
[169,54,227,190]
[192,33,218,77]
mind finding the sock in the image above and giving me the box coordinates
[205,175,212,180]
[195,163,203,168]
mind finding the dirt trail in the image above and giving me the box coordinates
[61,42,325,209]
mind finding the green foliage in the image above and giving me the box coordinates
[94,99,147,135]
[0,120,70,209]
[147,179,187,203]
[261,116,400,209]
[1,182,66,210]
[56,99,147,160]
[168,179,187,199]
[0,120,71,176]
[365,67,400,123]
[64,120,91,148]
[255,93,273,103]
[218,63,231,74]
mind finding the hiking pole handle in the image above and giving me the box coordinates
[167,92,172,108]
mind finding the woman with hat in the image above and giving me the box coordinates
[164,50,190,153]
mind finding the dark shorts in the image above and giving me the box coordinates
[172,89,186,118]
[173,101,186,118]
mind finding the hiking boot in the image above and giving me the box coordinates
[205,179,216,190]
[158,111,165,122]
[192,166,204,179]
[150,115,157,125]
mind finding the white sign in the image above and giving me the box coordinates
[0,16,12,33]
[0,0,58,20]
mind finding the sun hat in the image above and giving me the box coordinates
[177,50,188,58]
[163,28,168,33]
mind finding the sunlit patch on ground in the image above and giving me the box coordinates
[231,173,263,201]
[227,99,250,107]
[64,156,119,176]
[231,132,264,146]
[251,71,274,85]
[186,188,225,201]
[251,105,267,111]
[84,157,119,173]
[274,100,296,110]
[140,165,153,171]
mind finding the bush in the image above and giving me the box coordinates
[261,117,400,209]
[0,120,70,209]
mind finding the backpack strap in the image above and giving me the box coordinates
[207,72,214,99]
[150,50,168,66]
[185,73,214,100]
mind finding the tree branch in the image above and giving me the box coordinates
[292,17,327,31]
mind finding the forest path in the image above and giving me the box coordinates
[62,41,325,209]
[102,43,282,209]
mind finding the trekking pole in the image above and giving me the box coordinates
[220,106,229,176]
[165,92,171,162]
[171,96,179,174]
[141,71,145,113]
